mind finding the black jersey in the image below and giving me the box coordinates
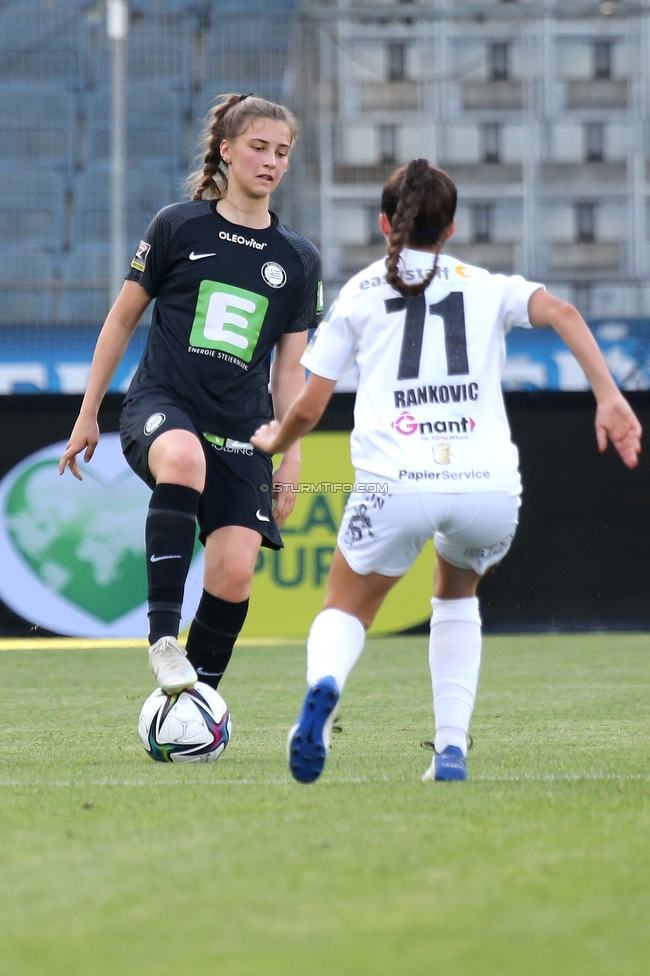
[123,200,322,441]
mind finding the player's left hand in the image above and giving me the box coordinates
[251,420,280,455]
[271,455,300,528]
[595,392,642,469]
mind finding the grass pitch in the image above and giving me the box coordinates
[0,633,649,976]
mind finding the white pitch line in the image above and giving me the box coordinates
[0,773,647,788]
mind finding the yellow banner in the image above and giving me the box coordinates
[241,432,434,638]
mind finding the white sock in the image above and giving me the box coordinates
[429,596,482,757]
[306,608,366,692]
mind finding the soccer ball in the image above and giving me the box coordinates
[138,682,231,763]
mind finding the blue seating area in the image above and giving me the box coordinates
[0,0,297,327]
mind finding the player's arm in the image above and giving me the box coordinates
[527,287,642,469]
[268,330,310,526]
[252,371,337,456]
[59,280,151,480]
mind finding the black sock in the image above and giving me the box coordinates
[185,590,249,689]
[146,483,200,644]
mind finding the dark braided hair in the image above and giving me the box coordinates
[186,94,299,201]
[382,159,457,297]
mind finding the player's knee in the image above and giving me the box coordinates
[207,564,254,602]
[152,443,205,488]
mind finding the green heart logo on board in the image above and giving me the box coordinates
[5,458,150,623]
[0,435,203,635]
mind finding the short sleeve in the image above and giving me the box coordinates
[125,207,174,298]
[284,241,323,335]
[499,275,545,333]
[300,299,358,380]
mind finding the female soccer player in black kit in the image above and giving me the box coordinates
[59,94,322,693]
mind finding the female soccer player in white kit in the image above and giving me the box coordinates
[252,158,642,784]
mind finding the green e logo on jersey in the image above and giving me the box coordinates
[189,280,269,363]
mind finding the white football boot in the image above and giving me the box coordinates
[148,636,197,693]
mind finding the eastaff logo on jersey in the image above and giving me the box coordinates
[131,240,151,273]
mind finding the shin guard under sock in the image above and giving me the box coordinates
[306,608,366,692]
[185,590,249,689]
[429,596,482,756]
[146,483,200,644]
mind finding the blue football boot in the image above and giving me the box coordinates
[422,745,468,782]
[287,676,340,784]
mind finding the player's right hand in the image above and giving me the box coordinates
[251,419,281,455]
[58,417,100,480]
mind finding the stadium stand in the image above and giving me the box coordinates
[0,0,297,328]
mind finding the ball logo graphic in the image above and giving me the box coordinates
[455,264,474,279]
[392,411,419,435]
[261,262,287,288]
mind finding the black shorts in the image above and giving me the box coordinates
[119,395,282,550]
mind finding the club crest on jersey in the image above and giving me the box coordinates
[131,240,151,273]
[143,412,166,436]
[261,262,286,289]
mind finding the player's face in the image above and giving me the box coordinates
[220,119,292,200]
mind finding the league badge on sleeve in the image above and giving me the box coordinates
[131,240,151,273]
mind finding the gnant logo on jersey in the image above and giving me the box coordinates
[131,240,151,273]
[455,264,476,279]
[261,262,287,289]
[218,230,267,250]
[392,411,476,439]
[392,411,419,435]
[420,417,476,437]
[189,280,269,366]
[394,382,479,408]
[144,412,166,436]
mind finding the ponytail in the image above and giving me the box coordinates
[382,159,457,297]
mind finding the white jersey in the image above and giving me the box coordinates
[301,250,543,493]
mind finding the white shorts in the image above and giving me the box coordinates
[337,490,521,578]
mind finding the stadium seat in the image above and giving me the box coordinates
[0,171,66,251]
[0,252,54,324]
[72,169,178,243]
